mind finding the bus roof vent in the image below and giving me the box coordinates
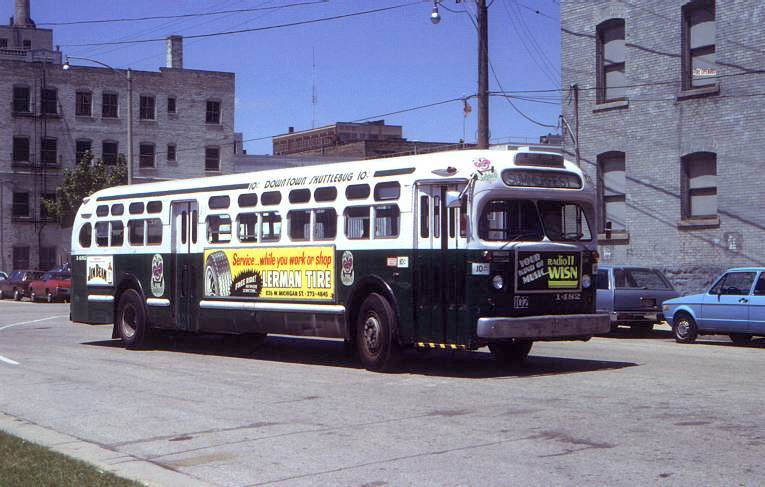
[514,152,564,168]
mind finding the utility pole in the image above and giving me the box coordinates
[476,0,489,149]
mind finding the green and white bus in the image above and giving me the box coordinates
[71,149,609,371]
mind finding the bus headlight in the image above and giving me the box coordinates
[491,274,504,290]
[582,275,592,289]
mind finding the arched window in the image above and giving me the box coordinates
[596,19,626,103]
[681,152,717,219]
[597,151,626,233]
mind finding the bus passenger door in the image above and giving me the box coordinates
[171,201,198,331]
[415,183,467,345]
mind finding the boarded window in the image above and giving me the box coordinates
[683,152,717,218]
[345,207,370,239]
[598,152,626,232]
[597,19,626,103]
[684,1,717,88]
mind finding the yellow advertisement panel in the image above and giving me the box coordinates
[203,246,335,301]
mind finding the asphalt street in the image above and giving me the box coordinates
[1,300,763,486]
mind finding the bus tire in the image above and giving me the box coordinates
[205,251,232,297]
[356,293,401,372]
[117,289,147,349]
[489,340,533,365]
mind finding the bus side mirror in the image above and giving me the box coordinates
[446,190,462,208]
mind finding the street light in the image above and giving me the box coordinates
[63,56,134,185]
[431,0,489,150]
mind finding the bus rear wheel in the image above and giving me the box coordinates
[356,293,401,372]
[117,289,147,349]
[489,340,533,365]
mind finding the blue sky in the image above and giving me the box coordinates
[10,0,562,154]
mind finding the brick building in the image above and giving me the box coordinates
[0,0,236,271]
[561,0,765,293]
[273,120,465,159]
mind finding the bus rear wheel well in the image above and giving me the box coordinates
[113,276,146,339]
[346,278,399,345]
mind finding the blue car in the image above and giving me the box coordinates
[663,267,765,344]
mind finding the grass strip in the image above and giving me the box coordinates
[0,429,142,487]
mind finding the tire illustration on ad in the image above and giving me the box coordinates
[205,251,233,297]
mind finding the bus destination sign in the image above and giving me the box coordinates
[501,169,582,189]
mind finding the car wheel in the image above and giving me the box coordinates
[729,333,752,345]
[489,340,533,365]
[30,291,37,302]
[673,313,698,344]
[356,293,401,372]
[13,289,21,301]
[117,289,147,349]
[46,292,54,303]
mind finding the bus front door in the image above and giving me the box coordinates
[170,201,199,331]
[415,183,468,345]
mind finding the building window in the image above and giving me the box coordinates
[102,141,118,165]
[139,95,155,120]
[167,144,176,162]
[12,192,30,218]
[596,19,626,103]
[39,246,56,270]
[41,88,57,115]
[139,143,155,168]
[206,100,221,124]
[41,137,57,165]
[102,93,118,118]
[598,151,626,233]
[167,97,176,114]
[12,137,30,162]
[682,152,717,219]
[683,1,717,89]
[75,91,92,116]
[22,39,31,49]
[205,146,220,171]
[40,193,56,221]
[0,38,7,48]
[75,139,91,163]
[13,246,30,270]
[13,86,30,113]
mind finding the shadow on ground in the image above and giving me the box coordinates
[602,326,765,349]
[82,334,637,379]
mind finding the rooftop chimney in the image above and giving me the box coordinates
[166,35,183,69]
[288,127,295,134]
[14,0,32,27]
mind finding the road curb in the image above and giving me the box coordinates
[0,411,213,487]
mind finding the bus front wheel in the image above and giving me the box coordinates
[356,293,401,372]
[489,340,533,365]
[117,289,147,349]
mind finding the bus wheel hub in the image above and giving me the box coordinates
[363,315,381,352]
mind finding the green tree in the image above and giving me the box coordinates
[42,152,127,227]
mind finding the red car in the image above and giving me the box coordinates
[29,271,72,303]
[0,270,43,300]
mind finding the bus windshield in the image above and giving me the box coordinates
[479,200,592,242]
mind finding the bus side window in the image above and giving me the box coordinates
[314,209,337,240]
[181,211,187,245]
[146,219,163,245]
[345,206,370,239]
[261,212,281,242]
[129,220,145,246]
[111,221,124,247]
[374,205,399,238]
[207,215,231,244]
[79,223,92,248]
[433,196,440,238]
[238,213,258,242]
[420,195,429,238]
[95,221,109,247]
[449,208,456,238]
[460,197,468,238]
[288,210,311,241]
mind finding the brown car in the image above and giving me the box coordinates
[0,270,44,301]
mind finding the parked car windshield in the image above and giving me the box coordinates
[614,268,672,290]
[479,200,544,241]
[9,271,24,280]
[538,201,592,241]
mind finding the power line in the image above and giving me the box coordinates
[37,1,329,26]
[61,2,421,47]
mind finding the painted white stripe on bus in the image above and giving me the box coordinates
[0,315,67,332]
[0,355,19,366]
[87,295,114,302]
[199,300,345,315]
[146,298,171,307]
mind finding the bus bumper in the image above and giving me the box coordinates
[477,314,611,339]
